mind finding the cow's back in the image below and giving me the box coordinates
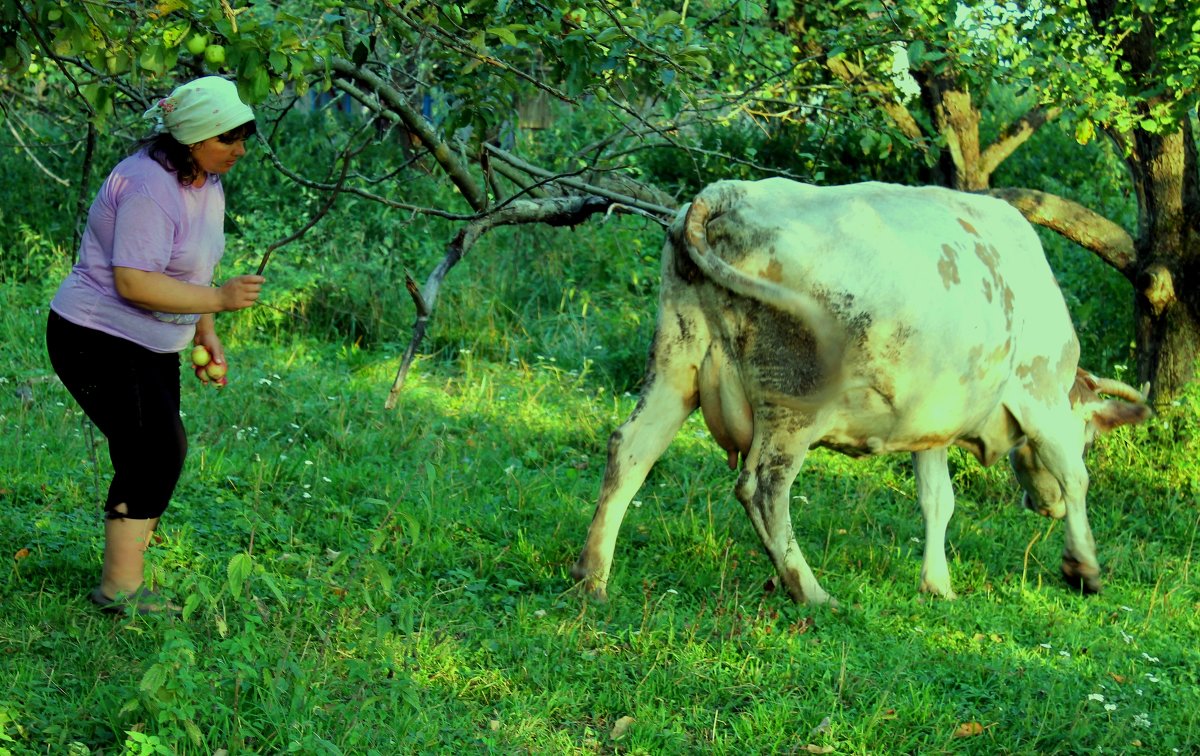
[682,179,1079,456]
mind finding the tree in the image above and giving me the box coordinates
[768,0,1199,400]
[3,0,1197,401]
[1006,0,1200,402]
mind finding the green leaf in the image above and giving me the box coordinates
[489,26,518,46]
[653,10,682,30]
[908,39,925,67]
[595,26,624,45]
[1074,118,1095,145]
[138,44,166,74]
[258,569,288,608]
[161,20,191,49]
[182,592,203,621]
[228,552,253,597]
[139,663,169,695]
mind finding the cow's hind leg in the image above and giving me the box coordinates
[914,448,957,599]
[735,415,831,605]
[571,371,697,601]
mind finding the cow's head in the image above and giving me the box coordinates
[1010,369,1152,519]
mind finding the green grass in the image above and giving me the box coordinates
[2,273,1198,756]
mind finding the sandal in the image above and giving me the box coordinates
[89,586,181,617]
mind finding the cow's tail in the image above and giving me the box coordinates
[681,193,847,376]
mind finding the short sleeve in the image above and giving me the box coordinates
[111,193,175,272]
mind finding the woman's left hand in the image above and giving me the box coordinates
[192,315,228,386]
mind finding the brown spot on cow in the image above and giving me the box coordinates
[938,244,961,290]
[974,241,1000,278]
[760,257,784,283]
[957,218,979,236]
[1000,282,1015,328]
[1016,355,1059,403]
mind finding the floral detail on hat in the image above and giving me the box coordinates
[158,97,176,114]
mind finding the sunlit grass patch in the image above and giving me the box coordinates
[2,283,1198,753]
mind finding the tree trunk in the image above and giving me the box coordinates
[1131,122,1200,399]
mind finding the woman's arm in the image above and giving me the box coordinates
[113,267,264,314]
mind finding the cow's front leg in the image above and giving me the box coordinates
[571,372,697,600]
[1034,438,1101,593]
[913,448,957,599]
[735,418,830,605]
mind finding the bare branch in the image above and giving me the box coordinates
[13,1,97,119]
[256,135,472,221]
[987,187,1137,276]
[4,118,69,186]
[384,195,629,409]
[329,57,489,212]
[256,126,372,276]
[379,1,576,104]
[484,144,678,218]
[980,106,1061,180]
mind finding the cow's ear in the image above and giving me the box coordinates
[1081,399,1153,433]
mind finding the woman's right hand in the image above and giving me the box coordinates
[217,275,265,311]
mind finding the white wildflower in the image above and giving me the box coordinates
[1133,713,1151,728]
[1088,694,1105,702]
[1104,703,1117,712]
[1141,652,1160,663]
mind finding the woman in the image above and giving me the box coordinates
[46,76,265,615]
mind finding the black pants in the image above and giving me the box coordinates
[46,310,186,520]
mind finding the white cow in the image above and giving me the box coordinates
[572,178,1150,604]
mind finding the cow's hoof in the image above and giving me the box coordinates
[792,590,838,608]
[569,570,610,602]
[1061,558,1103,594]
[920,581,958,600]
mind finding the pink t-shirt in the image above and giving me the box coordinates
[50,150,226,353]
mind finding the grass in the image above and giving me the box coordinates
[2,271,1198,756]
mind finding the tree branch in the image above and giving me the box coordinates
[329,57,489,212]
[484,144,678,219]
[384,195,626,409]
[980,106,1061,180]
[987,187,1137,276]
[256,126,370,275]
[823,53,926,145]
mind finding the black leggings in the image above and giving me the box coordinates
[46,310,187,520]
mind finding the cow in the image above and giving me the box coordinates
[571,178,1151,605]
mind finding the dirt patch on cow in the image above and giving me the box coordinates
[740,302,827,397]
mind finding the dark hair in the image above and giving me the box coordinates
[135,119,258,187]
